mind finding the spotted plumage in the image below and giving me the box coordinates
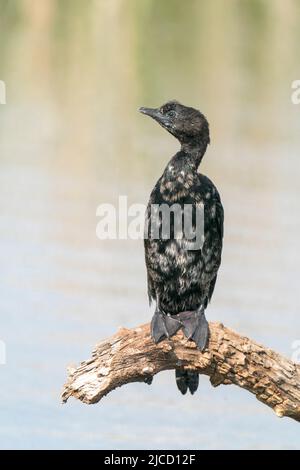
[139,101,224,394]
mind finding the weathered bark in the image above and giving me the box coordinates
[62,322,300,422]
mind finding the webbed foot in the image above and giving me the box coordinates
[178,308,209,351]
[151,309,182,343]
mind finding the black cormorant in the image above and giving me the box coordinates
[139,100,224,395]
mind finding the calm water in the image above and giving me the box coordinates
[0,0,300,449]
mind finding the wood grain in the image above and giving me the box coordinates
[62,322,300,422]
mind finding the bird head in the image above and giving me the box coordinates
[139,100,210,147]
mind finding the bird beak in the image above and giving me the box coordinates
[139,107,160,119]
[139,106,170,128]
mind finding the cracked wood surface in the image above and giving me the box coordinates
[62,322,300,422]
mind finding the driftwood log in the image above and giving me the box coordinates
[62,322,300,422]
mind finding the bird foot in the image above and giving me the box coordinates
[150,309,182,343]
[177,308,209,351]
[175,370,199,395]
[144,376,153,385]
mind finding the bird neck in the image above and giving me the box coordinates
[159,137,209,202]
[180,137,208,169]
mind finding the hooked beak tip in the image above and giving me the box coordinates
[139,107,150,115]
[138,106,162,123]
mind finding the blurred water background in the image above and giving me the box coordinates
[0,0,300,449]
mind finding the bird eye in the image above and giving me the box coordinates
[167,110,176,118]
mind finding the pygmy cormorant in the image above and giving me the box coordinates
[139,100,224,395]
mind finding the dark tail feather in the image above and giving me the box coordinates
[175,370,199,395]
